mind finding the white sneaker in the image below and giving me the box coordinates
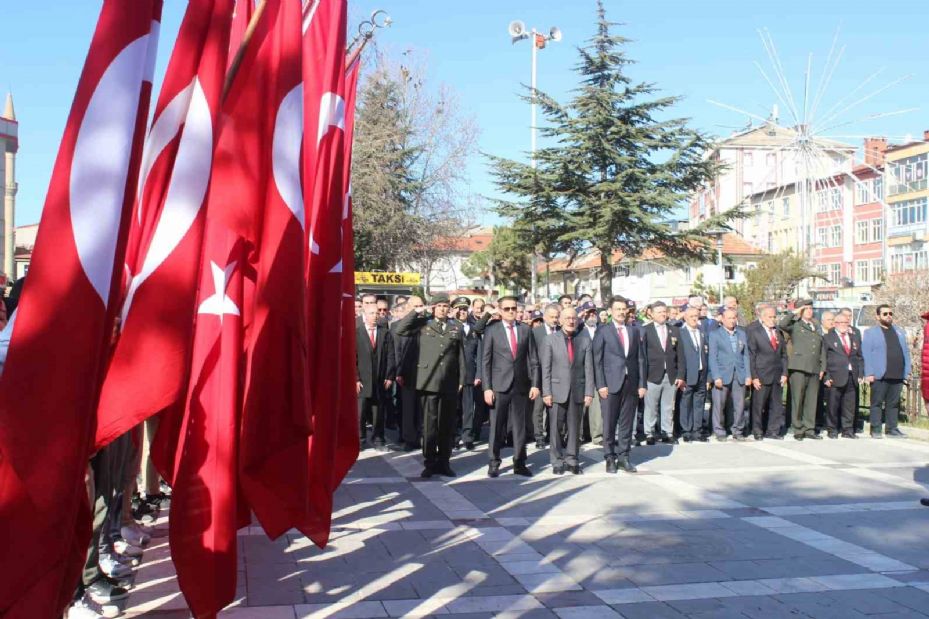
[120,523,150,547]
[99,553,133,579]
[113,539,144,558]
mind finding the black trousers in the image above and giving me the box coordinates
[870,379,903,433]
[420,390,457,469]
[602,377,638,458]
[679,370,707,438]
[751,382,785,437]
[460,383,485,444]
[531,395,548,442]
[827,373,857,435]
[489,389,528,467]
[359,393,385,444]
[399,383,421,445]
[550,397,581,466]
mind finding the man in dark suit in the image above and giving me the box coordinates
[708,309,752,441]
[454,297,484,450]
[357,304,396,451]
[394,295,467,477]
[822,312,864,439]
[839,307,864,432]
[593,296,647,473]
[531,303,561,449]
[678,306,709,442]
[747,303,788,440]
[578,302,603,444]
[642,302,683,445]
[482,295,540,477]
[392,296,423,451]
[542,306,594,475]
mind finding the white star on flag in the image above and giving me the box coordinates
[197,260,240,322]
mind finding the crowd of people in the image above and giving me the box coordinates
[355,292,916,479]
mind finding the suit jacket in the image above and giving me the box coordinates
[356,320,395,398]
[542,330,595,405]
[746,320,788,385]
[677,323,709,386]
[822,329,864,387]
[394,311,467,393]
[708,326,751,385]
[779,314,825,374]
[460,317,481,385]
[391,322,418,384]
[642,322,681,384]
[481,320,539,393]
[533,323,559,386]
[862,324,912,379]
[592,321,647,393]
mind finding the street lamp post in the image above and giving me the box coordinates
[707,229,726,304]
[508,20,562,303]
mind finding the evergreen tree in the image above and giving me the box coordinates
[488,1,738,301]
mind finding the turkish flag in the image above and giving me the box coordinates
[301,0,351,548]
[0,1,161,616]
[96,0,234,452]
[227,0,255,69]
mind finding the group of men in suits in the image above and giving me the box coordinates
[357,290,913,479]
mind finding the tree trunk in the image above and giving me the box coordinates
[598,249,613,303]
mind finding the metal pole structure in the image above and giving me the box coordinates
[529,31,539,303]
[716,236,724,305]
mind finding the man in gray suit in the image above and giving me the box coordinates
[531,303,561,449]
[542,307,594,475]
[708,309,752,441]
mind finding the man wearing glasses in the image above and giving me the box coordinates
[481,296,540,477]
[862,304,910,438]
[822,313,863,438]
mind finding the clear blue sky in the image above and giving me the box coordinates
[2,0,927,226]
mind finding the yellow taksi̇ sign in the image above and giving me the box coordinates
[354,271,422,285]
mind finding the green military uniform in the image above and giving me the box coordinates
[394,304,467,474]
[779,305,825,438]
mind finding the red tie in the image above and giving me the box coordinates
[841,333,850,355]
[769,328,777,350]
[369,327,376,348]
[566,336,574,363]
[616,325,625,351]
[507,324,518,360]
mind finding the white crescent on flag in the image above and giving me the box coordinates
[272,83,305,228]
[317,91,345,145]
[70,29,156,306]
[198,260,240,322]
[122,78,214,322]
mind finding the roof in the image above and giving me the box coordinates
[432,228,493,253]
[2,93,14,121]
[539,233,762,273]
[720,123,855,152]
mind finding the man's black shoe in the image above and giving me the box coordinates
[683,435,693,443]
[768,435,785,440]
[753,434,763,441]
[464,442,475,451]
[662,436,679,445]
[716,434,728,442]
[605,457,618,474]
[887,428,906,438]
[487,465,500,478]
[403,442,418,452]
[842,432,858,439]
[808,433,823,440]
[920,498,929,507]
[695,435,709,442]
[646,436,656,446]
[420,467,433,479]
[827,432,838,439]
[733,435,747,442]
[618,457,637,473]
[570,465,582,475]
[374,443,390,452]
[514,464,533,477]
[552,464,564,476]
[794,434,805,441]
[535,439,546,450]
[86,578,129,604]
[437,465,457,478]
[871,432,883,439]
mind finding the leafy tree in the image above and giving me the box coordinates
[461,226,532,295]
[738,250,822,312]
[487,0,738,302]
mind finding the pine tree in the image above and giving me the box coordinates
[488,1,738,301]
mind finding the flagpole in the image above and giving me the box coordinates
[344,9,391,67]
[223,0,269,99]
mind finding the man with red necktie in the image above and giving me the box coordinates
[747,303,788,440]
[356,303,396,451]
[481,295,540,478]
[822,313,864,438]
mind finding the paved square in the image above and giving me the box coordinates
[123,436,929,618]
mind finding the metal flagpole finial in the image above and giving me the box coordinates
[348,9,392,53]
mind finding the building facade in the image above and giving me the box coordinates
[1,93,17,284]
[884,132,929,275]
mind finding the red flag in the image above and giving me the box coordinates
[0,1,161,616]
[302,0,351,547]
[96,0,234,452]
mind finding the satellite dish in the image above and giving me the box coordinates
[508,20,526,39]
[549,26,562,42]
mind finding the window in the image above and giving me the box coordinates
[744,152,753,167]
[855,181,872,205]
[871,259,885,282]
[888,153,928,196]
[742,182,753,197]
[817,227,827,248]
[890,250,929,273]
[830,225,842,247]
[724,265,735,280]
[891,197,928,228]
[816,187,842,212]
[817,263,841,284]
[856,221,870,244]
[856,260,870,283]
[767,232,773,252]
[871,218,883,242]
[766,152,777,169]
[874,176,884,201]
[782,197,790,217]
[698,193,706,217]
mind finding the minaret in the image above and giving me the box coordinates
[1,92,17,281]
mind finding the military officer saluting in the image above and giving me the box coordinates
[779,299,825,440]
[394,294,467,478]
